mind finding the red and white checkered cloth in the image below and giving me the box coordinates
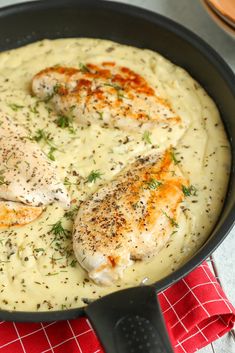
[0,262,234,353]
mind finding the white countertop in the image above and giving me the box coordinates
[0,0,235,352]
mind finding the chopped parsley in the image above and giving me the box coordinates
[50,220,71,238]
[104,82,128,100]
[54,115,75,134]
[8,103,24,111]
[64,206,79,221]
[104,82,122,91]
[63,177,80,188]
[29,102,40,114]
[162,210,179,228]
[63,177,74,186]
[0,171,9,186]
[33,129,53,144]
[86,170,103,183]
[70,259,77,268]
[44,83,64,102]
[34,248,45,253]
[50,255,63,265]
[32,129,58,160]
[182,184,198,197]
[55,115,70,128]
[117,91,126,100]
[170,150,180,165]
[145,178,162,190]
[47,146,57,161]
[97,111,104,120]
[79,63,90,73]
[142,131,152,144]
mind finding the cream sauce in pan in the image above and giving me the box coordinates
[0,38,230,311]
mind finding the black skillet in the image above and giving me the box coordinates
[0,1,235,352]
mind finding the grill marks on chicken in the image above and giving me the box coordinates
[73,149,188,285]
[0,115,70,227]
[32,62,181,131]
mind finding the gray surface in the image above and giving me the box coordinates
[0,0,235,352]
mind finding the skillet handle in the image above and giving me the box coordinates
[85,286,174,353]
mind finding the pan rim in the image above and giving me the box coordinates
[0,0,235,322]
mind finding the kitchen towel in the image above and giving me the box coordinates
[0,261,234,353]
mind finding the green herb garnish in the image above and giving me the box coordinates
[50,220,71,237]
[104,82,127,100]
[70,259,77,268]
[170,150,180,165]
[64,206,79,221]
[142,131,152,144]
[29,101,40,114]
[47,146,57,161]
[63,177,80,187]
[0,174,9,186]
[44,83,64,102]
[162,210,179,228]
[34,248,45,253]
[104,82,122,91]
[32,129,57,160]
[63,177,73,186]
[55,115,70,128]
[182,185,198,197]
[54,115,75,134]
[145,178,162,190]
[97,111,104,120]
[117,91,126,100]
[86,170,103,183]
[8,103,24,111]
[33,129,53,144]
[50,255,63,265]
[79,63,90,73]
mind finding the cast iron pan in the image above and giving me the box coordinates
[0,1,235,352]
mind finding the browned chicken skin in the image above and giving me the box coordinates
[32,62,181,132]
[0,201,43,228]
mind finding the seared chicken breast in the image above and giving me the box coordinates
[0,114,70,227]
[0,201,43,228]
[73,149,188,285]
[32,62,181,132]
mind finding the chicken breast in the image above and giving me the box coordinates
[73,148,188,285]
[32,62,181,132]
[0,115,70,220]
[0,201,43,228]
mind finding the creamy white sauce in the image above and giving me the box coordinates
[0,38,230,311]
